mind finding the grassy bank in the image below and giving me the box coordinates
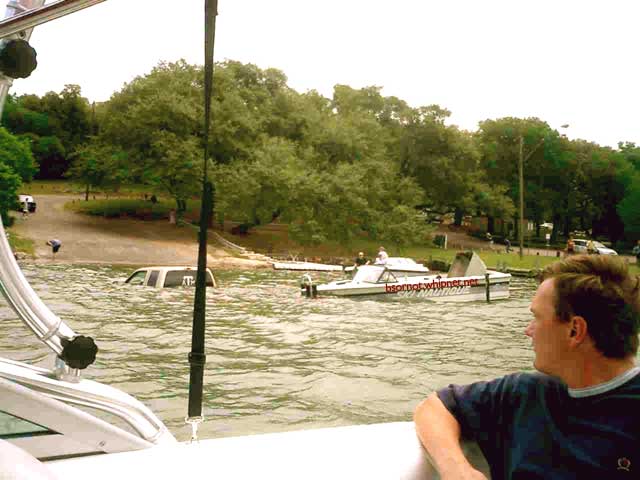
[64,198,202,221]
[27,180,160,197]
[66,198,174,220]
[220,226,640,274]
[218,228,559,270]
[6,230,35,255]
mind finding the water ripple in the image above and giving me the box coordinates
[0,264,537,440]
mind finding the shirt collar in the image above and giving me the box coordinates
[568,366,640,398]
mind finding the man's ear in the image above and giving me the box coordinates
[569,316,588,345]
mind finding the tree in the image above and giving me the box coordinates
[0,127,35,225]
[212,137,305,230]
[2,94,54,137]
[617,143,640,239]
[0,162,21,226]
[617,174,640,238]
[100,60,203,216]
[29,135,66,179]
[2,89,91,179]
[66,143,129,201]
[477,117,567,236]
[40,85,92,154]
[141,132,202,215]
[0,126,36,182]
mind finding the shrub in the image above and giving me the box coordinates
[67,199,172,220]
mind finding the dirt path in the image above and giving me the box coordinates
[12,195,270,268]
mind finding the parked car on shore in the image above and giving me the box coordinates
[17,194,36,213]
[573,239,617,255]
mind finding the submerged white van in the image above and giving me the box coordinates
[125,266,217,288]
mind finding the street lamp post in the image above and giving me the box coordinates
[517,125,568,259]
[519,137,524,259]
[518,135,545,260]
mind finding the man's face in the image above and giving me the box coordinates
[525,279,573,376]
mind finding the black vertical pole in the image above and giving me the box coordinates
[187,0,218,424]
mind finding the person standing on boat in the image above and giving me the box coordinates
[375,246,389,265]
[354,251,369,267]
[46,238,61,260]
[414,255,640,479]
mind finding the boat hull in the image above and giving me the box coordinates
[45,422,490,479]
[316,273,511,301]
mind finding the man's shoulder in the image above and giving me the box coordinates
[496,371,564,395]
[441,371,561,401]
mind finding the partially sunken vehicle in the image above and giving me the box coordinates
[125,266,216,288]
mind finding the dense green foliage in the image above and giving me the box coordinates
[3,85,92,179]
[66,199,173,220]
[5,60,640,245]
[0,127,35,225]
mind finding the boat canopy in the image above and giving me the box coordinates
[352,265,386,283]
[386,257,418,265]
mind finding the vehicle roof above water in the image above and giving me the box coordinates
[125,266,216,287]
[130,266,206,273]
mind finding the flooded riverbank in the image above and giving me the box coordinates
[0,264,537,441]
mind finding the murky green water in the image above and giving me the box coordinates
[0,264,537,441]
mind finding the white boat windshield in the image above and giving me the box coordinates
[387,257,417,265]
[353,266,385,283]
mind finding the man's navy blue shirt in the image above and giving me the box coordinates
[437,371,640,479]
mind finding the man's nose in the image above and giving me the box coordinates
[524,321,533,337]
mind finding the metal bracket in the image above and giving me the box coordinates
[0,0,107,39]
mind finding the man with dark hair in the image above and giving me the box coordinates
[414,255,640,479]
[354,251,369,267]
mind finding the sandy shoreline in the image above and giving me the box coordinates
[11,195,271,269]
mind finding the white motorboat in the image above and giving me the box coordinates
[0,2,491,479]
[344,257,430,277]
[306,251,510,301]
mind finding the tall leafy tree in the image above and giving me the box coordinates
[0,126,36,182]
[0,162,21,226]
[0,127,36,225]
[100,60,203,216]
[67,142,129,201]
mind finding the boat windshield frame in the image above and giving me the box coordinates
[352,266,397,283]
[386,257,417,265]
